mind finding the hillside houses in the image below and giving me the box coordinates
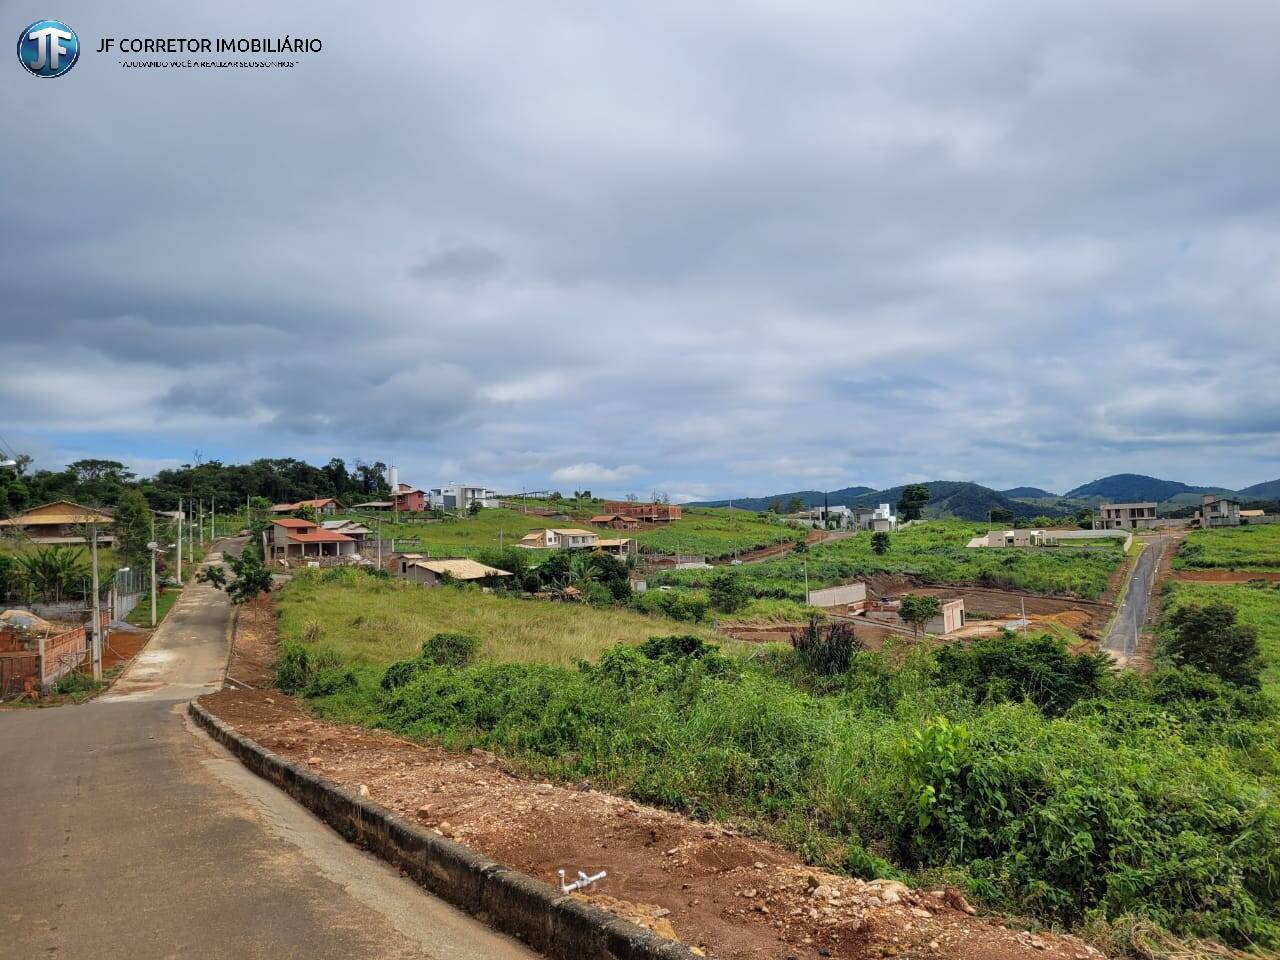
[1093,502,1158,530]
[602,501,682,523]
[388,554,512,587]
[269,497,339,515]
[518,528,637,560]
[0,501,114,544]
[427,484,499,512]
[1195,494,1241,528]
[269,517,357,560]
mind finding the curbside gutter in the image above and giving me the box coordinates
[188,700,700,960]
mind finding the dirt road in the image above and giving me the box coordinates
[0,543,535,960]
[1102,534,1171,663]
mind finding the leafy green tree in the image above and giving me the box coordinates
[768,499,783,514]
[1165,600,1262,688]
[786,496,805,514]
[201,551,273,604]
[112,487,153,569]
[989,507,1015,525]
[898,594,940,639]
[708,569,750,613]
[897,484,930,522]
[1075,509,1093,529]
[293,503,319,523]
[871,531,891,555]
[468,499,482,516]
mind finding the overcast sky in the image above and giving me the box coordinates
[3,0,1279,500]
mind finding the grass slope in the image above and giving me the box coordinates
[335,506,800,561]
[655,519,1124,600]
[1163,580,1280,693]
[277,568,721,668]
[1174,524,1280,572]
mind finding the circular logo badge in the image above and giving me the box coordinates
[17,20,80,77]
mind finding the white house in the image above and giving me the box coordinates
[517,528,600,550]
[427,484,500,511]
[853,504,897,532]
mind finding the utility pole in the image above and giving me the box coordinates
[90,524,102,682]
[804,558,810,606]
[211,498,216,545]
[187,500,194,565]
[176,498,183,583]
[150,513,158,627]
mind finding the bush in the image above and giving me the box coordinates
[708,569,750,613]
[790,616,862,676]
[421,632,479,668]
[934,632,1111,716]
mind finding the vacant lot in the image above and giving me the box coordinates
[1162,580,1280,693]
[629,508,804,559]
[277,567,721,667]
[1173,524,1280,572]
[332,505,799,561]
[276,568,1280,952]
[654,520,1125,600]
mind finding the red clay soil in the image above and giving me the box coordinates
[102,627,150,670]
[1169,569,1280,583]
[200,688,1101,960]
[199,598,1104,960]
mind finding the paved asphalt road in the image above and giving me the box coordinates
[0,543,536,960]
[1102,534,1170,662]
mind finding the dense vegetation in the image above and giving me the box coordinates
[653,520,1125,602]
[277,568,1280,953]
[1174,525,1280,572]
[1162,581,1280,693]
[0,454,392,516]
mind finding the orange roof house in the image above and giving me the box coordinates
[0,501,115,544]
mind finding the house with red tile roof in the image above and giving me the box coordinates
[269,517,356,559]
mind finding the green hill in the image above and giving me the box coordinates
[1237,478,1280,500]
[1002,486,1058,499]
[694,481,1064,521]
[1063,473,1231,503]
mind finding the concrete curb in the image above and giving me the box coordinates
[188,699,700,960]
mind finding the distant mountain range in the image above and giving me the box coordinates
[693,472,1280,521]
[695,481,1064,521]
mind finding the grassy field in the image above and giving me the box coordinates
[1163,580,1280,692]
[653,519,1124,600]
[329,505,802,560]
[281,567,1280,951]
[278,567,723,668]
[1173,524,1280,571]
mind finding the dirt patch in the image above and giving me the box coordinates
[225,592,278,688]
[1168,569,1280,583]
[102,627,150,670]
[200,687,1101,960]
[207,600,1104,960]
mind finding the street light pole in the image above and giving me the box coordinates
[90,523,102,682]
[150,513,158,627]
[176,498,183,584]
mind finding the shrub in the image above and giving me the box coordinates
[934,632,1111,716]
[420,632,479,668]
[708,569,750,613]
[1164,599,1262,689]
[790,616,862,676]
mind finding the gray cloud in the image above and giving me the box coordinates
[2,0,1278,497]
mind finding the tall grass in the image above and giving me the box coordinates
[277,567,722,667]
